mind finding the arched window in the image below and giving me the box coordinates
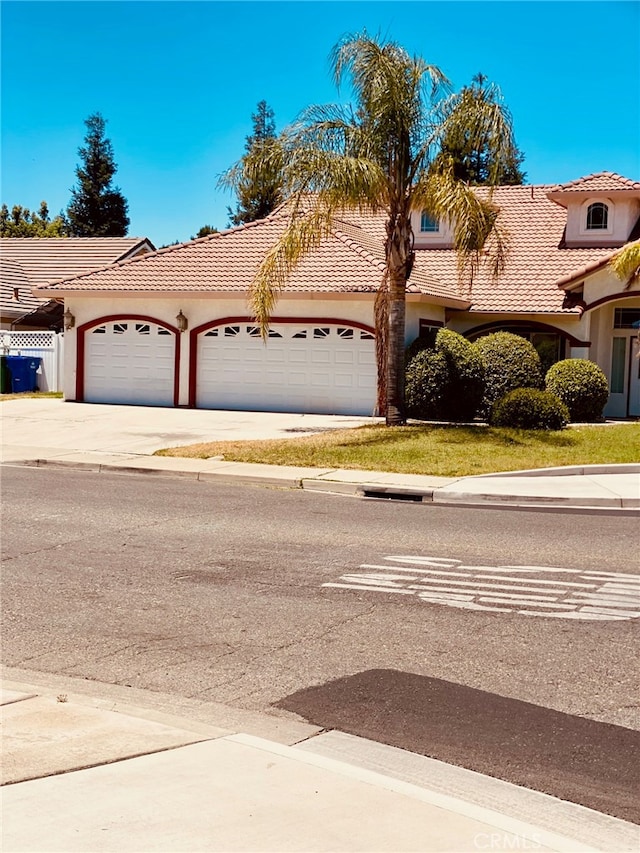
[420,211,439,232]
[586,202,608,230]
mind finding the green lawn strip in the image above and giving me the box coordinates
[0,392,63,401]
[155,423,640,478]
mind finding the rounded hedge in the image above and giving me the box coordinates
[405,329,485,421]
[405,349,448,420]
[545,359,609,422]
[405,334,433,366]
[435,329,485,421]
[490,388,569,430]
[473,332,543,415]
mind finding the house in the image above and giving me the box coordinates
[33,172,640,418]
[1,237,155,330]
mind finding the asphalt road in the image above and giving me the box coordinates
[2,466,639,821]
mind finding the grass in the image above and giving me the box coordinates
[155,422,640,477]
[0,391,63,401]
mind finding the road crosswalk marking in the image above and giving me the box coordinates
[323,556,640,621]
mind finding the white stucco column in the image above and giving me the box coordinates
[568,346,591,360]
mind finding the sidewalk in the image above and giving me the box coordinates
[1,399,638,510]
[2,446,638,511]
[2,677,638,852]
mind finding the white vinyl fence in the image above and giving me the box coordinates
[2,331,64,392]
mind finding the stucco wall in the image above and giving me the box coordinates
[564,197,640,246]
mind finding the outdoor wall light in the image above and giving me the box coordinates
[176,310,188,333]
[63,308,75,331]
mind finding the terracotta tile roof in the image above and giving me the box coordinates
[33,175,638,316]
[0,237,155,289]
[36,208,469,306]
[411,184,634,313]
[338,186,625,313]
[550,171,640,193]
[0,256,42,316]
[332,219,463,300]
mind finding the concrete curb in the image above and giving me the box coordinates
[3,455,639,513]
[3,677,638,852]
[475,463,640,478]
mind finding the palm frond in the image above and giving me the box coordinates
[610,242,640,289]
[413,164,508,283]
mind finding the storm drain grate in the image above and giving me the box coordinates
[361,490,424,502]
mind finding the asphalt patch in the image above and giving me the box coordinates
[275,669,640,824]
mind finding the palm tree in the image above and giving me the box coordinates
[610,241,640,289]
[234,33,515,425]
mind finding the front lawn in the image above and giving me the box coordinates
[0,391,63,401]
[156,422,640,477]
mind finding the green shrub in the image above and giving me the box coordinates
[405,334,434,365]
[490,388,569,430]
[405,329,485,421]
[545,359,609,422]
[436,329,485,421]
[405,349,448,420]
[473,332,543,415]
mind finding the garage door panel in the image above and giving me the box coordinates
[288,373,309,386]
[85,321,175,407]
[197,322,375,415]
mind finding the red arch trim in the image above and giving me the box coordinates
[76,314,181,406]
[582,291,640,314]
[188,316,376,408]
[463,320,590,349]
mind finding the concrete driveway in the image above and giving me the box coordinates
[0,398,379,458]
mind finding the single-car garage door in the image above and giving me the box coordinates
[84,320,176,406]
[196,322,376,415]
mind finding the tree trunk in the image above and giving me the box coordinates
[374,281,388,416]
[384,213,411,426]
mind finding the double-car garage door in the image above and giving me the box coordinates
[84,320,376,415]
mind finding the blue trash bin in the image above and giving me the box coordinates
[5,356,41,393]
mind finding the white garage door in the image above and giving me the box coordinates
[85,320,175,406]
[197,322,376,415]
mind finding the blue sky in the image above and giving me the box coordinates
[2,1,639,247]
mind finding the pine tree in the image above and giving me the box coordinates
[66,113,130,236]
[225,101,283,226]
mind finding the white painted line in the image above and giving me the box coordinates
[519,610,627,621]
[385,556,463,567]
[418,596,510,613]
[473,574,596,589]
[341,575,408,587]
[353,572,426,582]
[582,571,640,580]
[410,591,474,602]
[405,583,489,593]
[497,565,581,574]
[572,590,640,600]
[383,577,577,595]
[566,596,639,607]
[579,605,640,618]
[408,588,558,602]
[360,563,483,579]
[479,597,576,610]
[322,583,414,595]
